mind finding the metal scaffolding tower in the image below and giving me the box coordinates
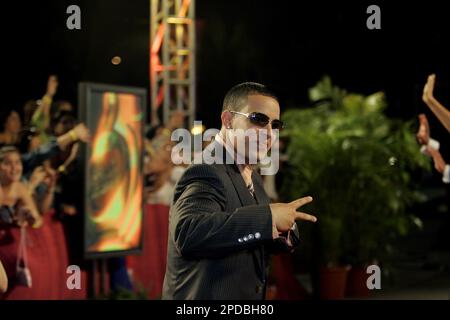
[150,0,196,127]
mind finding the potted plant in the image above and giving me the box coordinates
[280,77,430,299]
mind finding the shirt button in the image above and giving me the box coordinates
[255,232,261,239]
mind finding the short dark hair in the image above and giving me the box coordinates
[222,82,278,112]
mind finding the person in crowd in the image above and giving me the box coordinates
[0,146,42,228]
[0,120,89,227]
[0,110,22,147]
[144,110,186,205]
[23,100,40,130]
[0,76,90,300]
[49,110,82,217]
[422,74,450,134]
[28,75,59,150]
[417,114,449,184]
[0,186,8,297]
[20,122,90,178]
[52,100,75,114]
[417,74,450,184]
[0,259,7,293]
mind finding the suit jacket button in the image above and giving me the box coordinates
[255,285,262,294]
[255,232,261,239]
[238,238,243,243]
[243,236,248,242]
[248,234,254,240]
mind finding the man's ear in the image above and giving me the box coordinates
[221,111,233,129]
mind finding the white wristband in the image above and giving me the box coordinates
[428,138,440,151]
[443,165,450,184]
[420,138,440,157]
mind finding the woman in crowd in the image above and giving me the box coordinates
[0,110,22,147]
[0,146,42,297]
[144,110,186,205]
[0,146,42,228]
[48,110,81,216]
[0,146,55,298]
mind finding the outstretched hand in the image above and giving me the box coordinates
[270,196,317,233]
[46,75,59,97]
[73,123,91,143]
[422,74,436,105]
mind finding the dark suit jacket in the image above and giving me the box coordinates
[162,144,300,300]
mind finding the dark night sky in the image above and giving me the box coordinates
[2,0,450,143]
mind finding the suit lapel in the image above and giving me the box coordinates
[252,172,270,205]
[225,163,256,206]
[211,139,255,206]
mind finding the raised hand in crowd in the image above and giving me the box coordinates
[72,123,90,143]
[56,123,90,151]
[422,74,450,134]
[46,75,59,98]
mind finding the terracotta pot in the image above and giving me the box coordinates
[346,266,370,298]
[318,266,350,300]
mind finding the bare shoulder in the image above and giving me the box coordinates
[13,181,31,198]
[15,181,28,191]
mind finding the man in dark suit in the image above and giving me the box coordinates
[162,82,317,300]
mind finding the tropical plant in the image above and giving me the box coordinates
[281,76,430,266]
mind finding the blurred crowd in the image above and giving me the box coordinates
[143,110,187,206]
[0,75,91,296]
[0,75,189,298]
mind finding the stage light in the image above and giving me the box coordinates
[191,124,205,136]
[111,56,122,65]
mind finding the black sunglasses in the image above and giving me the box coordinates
[229,111,284,130]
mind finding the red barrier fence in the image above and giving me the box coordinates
[127,204,170,299]
[0,204,169,300]
[0,211,88,300]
